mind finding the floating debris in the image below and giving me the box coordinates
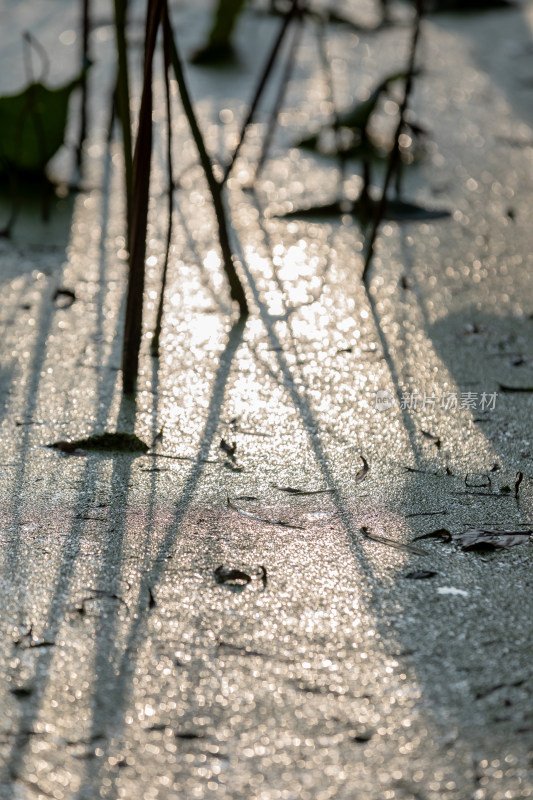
[355,456,369,483]
[214,565,252,586]
[48,432,149,454]
[465,473,491,489]
[412,528,452,543]
[404,570,438,580]
[456,529,532,551]
[53,287,76,308]
[272,485,334,495]
[227,496,304,529]
[420,429,441,448]
[498,383,533,393]
[360,526,428,556]
[220,438,237,458]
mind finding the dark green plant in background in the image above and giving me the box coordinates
[0,70,85,176]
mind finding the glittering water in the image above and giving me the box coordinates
[0,1,532,798]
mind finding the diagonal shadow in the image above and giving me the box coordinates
[72,316,245,800]
[0,129,136,791]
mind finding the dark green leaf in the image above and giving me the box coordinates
[0,70,86,175]
[190,0,247,64]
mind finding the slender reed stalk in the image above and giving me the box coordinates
[151,19,174,358]
[254,17,303,181]
[222,0,300,186]
[164,4,248,316]
[76,0,91,168]
[361,0,424,283]
[121,0,163,394]
[113,0,133,236]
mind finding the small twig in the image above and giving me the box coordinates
[515,471,524,499]
[113,0,133,237]
[222,0,300,185]
[362,0,424,283]
[151,21,174,358]
[164,4,248,315]
[121,0,164,394]
[77,0,91,168]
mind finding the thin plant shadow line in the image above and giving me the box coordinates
[0,108,122,612]
[226,212,376,580]
[243,185,423,468]
[67,396,141,792]
[1,317,136,791]
[0,168,136,794]
[71,317,245,800]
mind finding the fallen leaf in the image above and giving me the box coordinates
[412,528,452,542]
[272,485,334,495]
[53,288,76,307]
[220,438,236,458]
[48,432,149,454]
[214,565,252,586]
[404,570,438,579]
[498,383,533,393]
[355,455,369,483]
[421,429,441,448]
[10,686,33,698]
[227,496,304,529]
[456,529,532,551]
[465,472,491,488]
[515,471,524,499]
[48,440,86,456]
